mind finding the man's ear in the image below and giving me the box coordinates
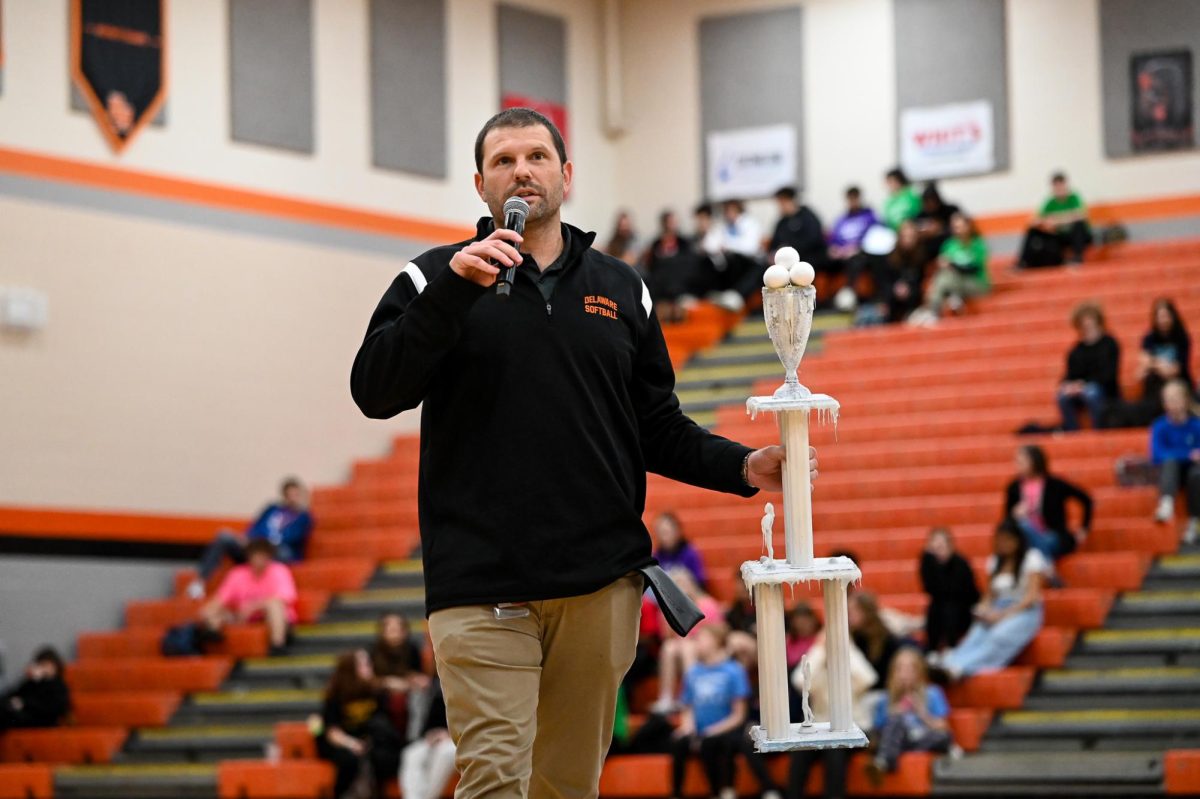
[562,160,574,200]
[474,172,486,201]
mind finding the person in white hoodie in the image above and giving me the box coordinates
[786,630,877,799]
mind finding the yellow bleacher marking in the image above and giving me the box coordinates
[338,587,425,603]
[57,764,217,777]
[1004,708,1200,724]
[1042,666,1200,681]
[382,560,423,574]
[242,654,336,670]
[1085,627,1200,642]
[1122,590,1200,602]
[1159,554,1200,568]
[191,688,320,705]
[138,724,274,740]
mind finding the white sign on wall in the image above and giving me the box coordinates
[899,100,995,180]
[706,124,797,200]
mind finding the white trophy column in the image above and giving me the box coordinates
[823,579,854,732]
[754,583,790,739]
[778,410,814,567]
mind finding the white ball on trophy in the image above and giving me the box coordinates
[763,264,791,289]
[789,261,816,288]
[774,246,801,268]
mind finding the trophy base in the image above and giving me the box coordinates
[747,393,840,417]
[741,556,861,589]
[750,722,868,753]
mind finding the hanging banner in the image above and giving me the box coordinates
[1131,50,1194,153]
[70,0,166,153]
[706,124,797,201]
[501,93,570,156]
[899,100,995,180]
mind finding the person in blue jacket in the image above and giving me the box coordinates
[188,476,313,598]
[1151,381,1200,543]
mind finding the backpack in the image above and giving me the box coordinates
[160,623,202,657]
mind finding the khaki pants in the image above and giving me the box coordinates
[428,574,643,799]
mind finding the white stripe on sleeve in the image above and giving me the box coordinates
[640,281,653,318]
[402,262,428,294]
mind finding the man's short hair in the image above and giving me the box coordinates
[774,186,798,201]
[33,647,64,672]
[474,108,568,173]
[280,476,304,495]
[1051,171,1067,184]
[845,185,861,199]
[694,201,713,217]
[245,539,277,559]
[885,167,909,185]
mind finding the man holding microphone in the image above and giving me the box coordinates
[351,108,814,799]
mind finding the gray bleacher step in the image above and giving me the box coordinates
[1037,665,1200,694]
[168,688,321,724]
[1064,652,1200,670]
[124,723,275,762]
[1078,627,1200,655]
[933,751,1162,788]
[326,587,425,619]
[55,764,216,799]
[980,735,1191,755]
[1020,692,1200,711]
[234,653,336,685]
[990,708,1200,738]
[1113,589,1200,616]
[366,560,426,589]
[687,350,790,368]
[1150,553,1200,579]
[1102,613,1200,630]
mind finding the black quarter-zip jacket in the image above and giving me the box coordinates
[351,218,757,615]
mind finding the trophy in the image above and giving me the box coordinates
[743,248,867,752]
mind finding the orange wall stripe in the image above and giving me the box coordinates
[0,505,247,545]
[0,145,476,244]
[975,192,1200,236]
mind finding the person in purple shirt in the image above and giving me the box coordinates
[1151,381,1200,543]
[828,185,881,259]
[188,476,314,598]
[652,511,708,590]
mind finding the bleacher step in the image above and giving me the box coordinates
[992,708,1200,738]
[1038,666,1200,694]
[125,724,273,762]
[55,763,216,799]
[1078,627,1200,655]
[1019,692,1200,711]
[933,751,1162,788]
[1113,589,1200,616]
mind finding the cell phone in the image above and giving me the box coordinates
[493,603,530,620]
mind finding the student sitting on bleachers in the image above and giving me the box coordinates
[652,512,709,591]
[188,476,313,598]
[882,168,921,230]
[865,647,952,786]
[643,210,702,324]
[850,592,903,692]
[1016,172,1093,267]
[0,647,69,731]
[1150,380,1200,543]
[913,182,960,263]
[789,628,877,799]
[399,677,455,799]
[316,649,402,799]
[1005,444,1093,560]
[1110,298,1193,428]
[920,527,981,654]
[199,539,297,655]
[932,521,1048,681]
[370,612,428,736]
[913,213,990,322]
[653,568,723,713]
[1057,301,1121,432]
[668,623,749,799]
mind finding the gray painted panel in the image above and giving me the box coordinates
[0,173,432,257]
[497,4,566,105]
[894,0,1009,172]
[229,0,315,153]
[699,7,805,194]
[1100,0,1200,158]
[0,555,177,690]
[370,0,448,177]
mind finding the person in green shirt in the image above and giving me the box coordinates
[916,212,990,320]
[1018,171,1093,267]
[882,168,922,230]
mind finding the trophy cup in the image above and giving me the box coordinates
[742,248,867,753]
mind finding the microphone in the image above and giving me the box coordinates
[495,196,529,299]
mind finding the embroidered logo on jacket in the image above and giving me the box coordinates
[584,295,619,320]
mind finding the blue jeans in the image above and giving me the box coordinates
[1057,382,1108,431]
[1015,518,1065,561]
[943,600,1043,677]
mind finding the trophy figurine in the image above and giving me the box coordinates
[741,247,867,752]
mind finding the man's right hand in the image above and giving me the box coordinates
[450,229,523,287]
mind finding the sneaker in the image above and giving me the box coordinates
[1185,518,1200,545]
[649,697,676,715]
[865,757,887,787]
[945,294,965,314]
[1155,496,1175,523]
[762,791,783,799]
[834,286,858,312]
[185,579,206,601]
[719,788,737,799]
[714,290,745,313]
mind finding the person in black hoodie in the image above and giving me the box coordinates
[1108,298,1193,428]
[350,107,804,799]
[1057,301,1121,431]
[1005,444,1093,560]
[920,527,981,653]
[0,647,70,730]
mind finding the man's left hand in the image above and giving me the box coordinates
[746,445,816,492]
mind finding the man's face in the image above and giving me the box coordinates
[475,125,572,227]
[1052,179,1068,199]
[846,192,861,211]
[283,485,306,509]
